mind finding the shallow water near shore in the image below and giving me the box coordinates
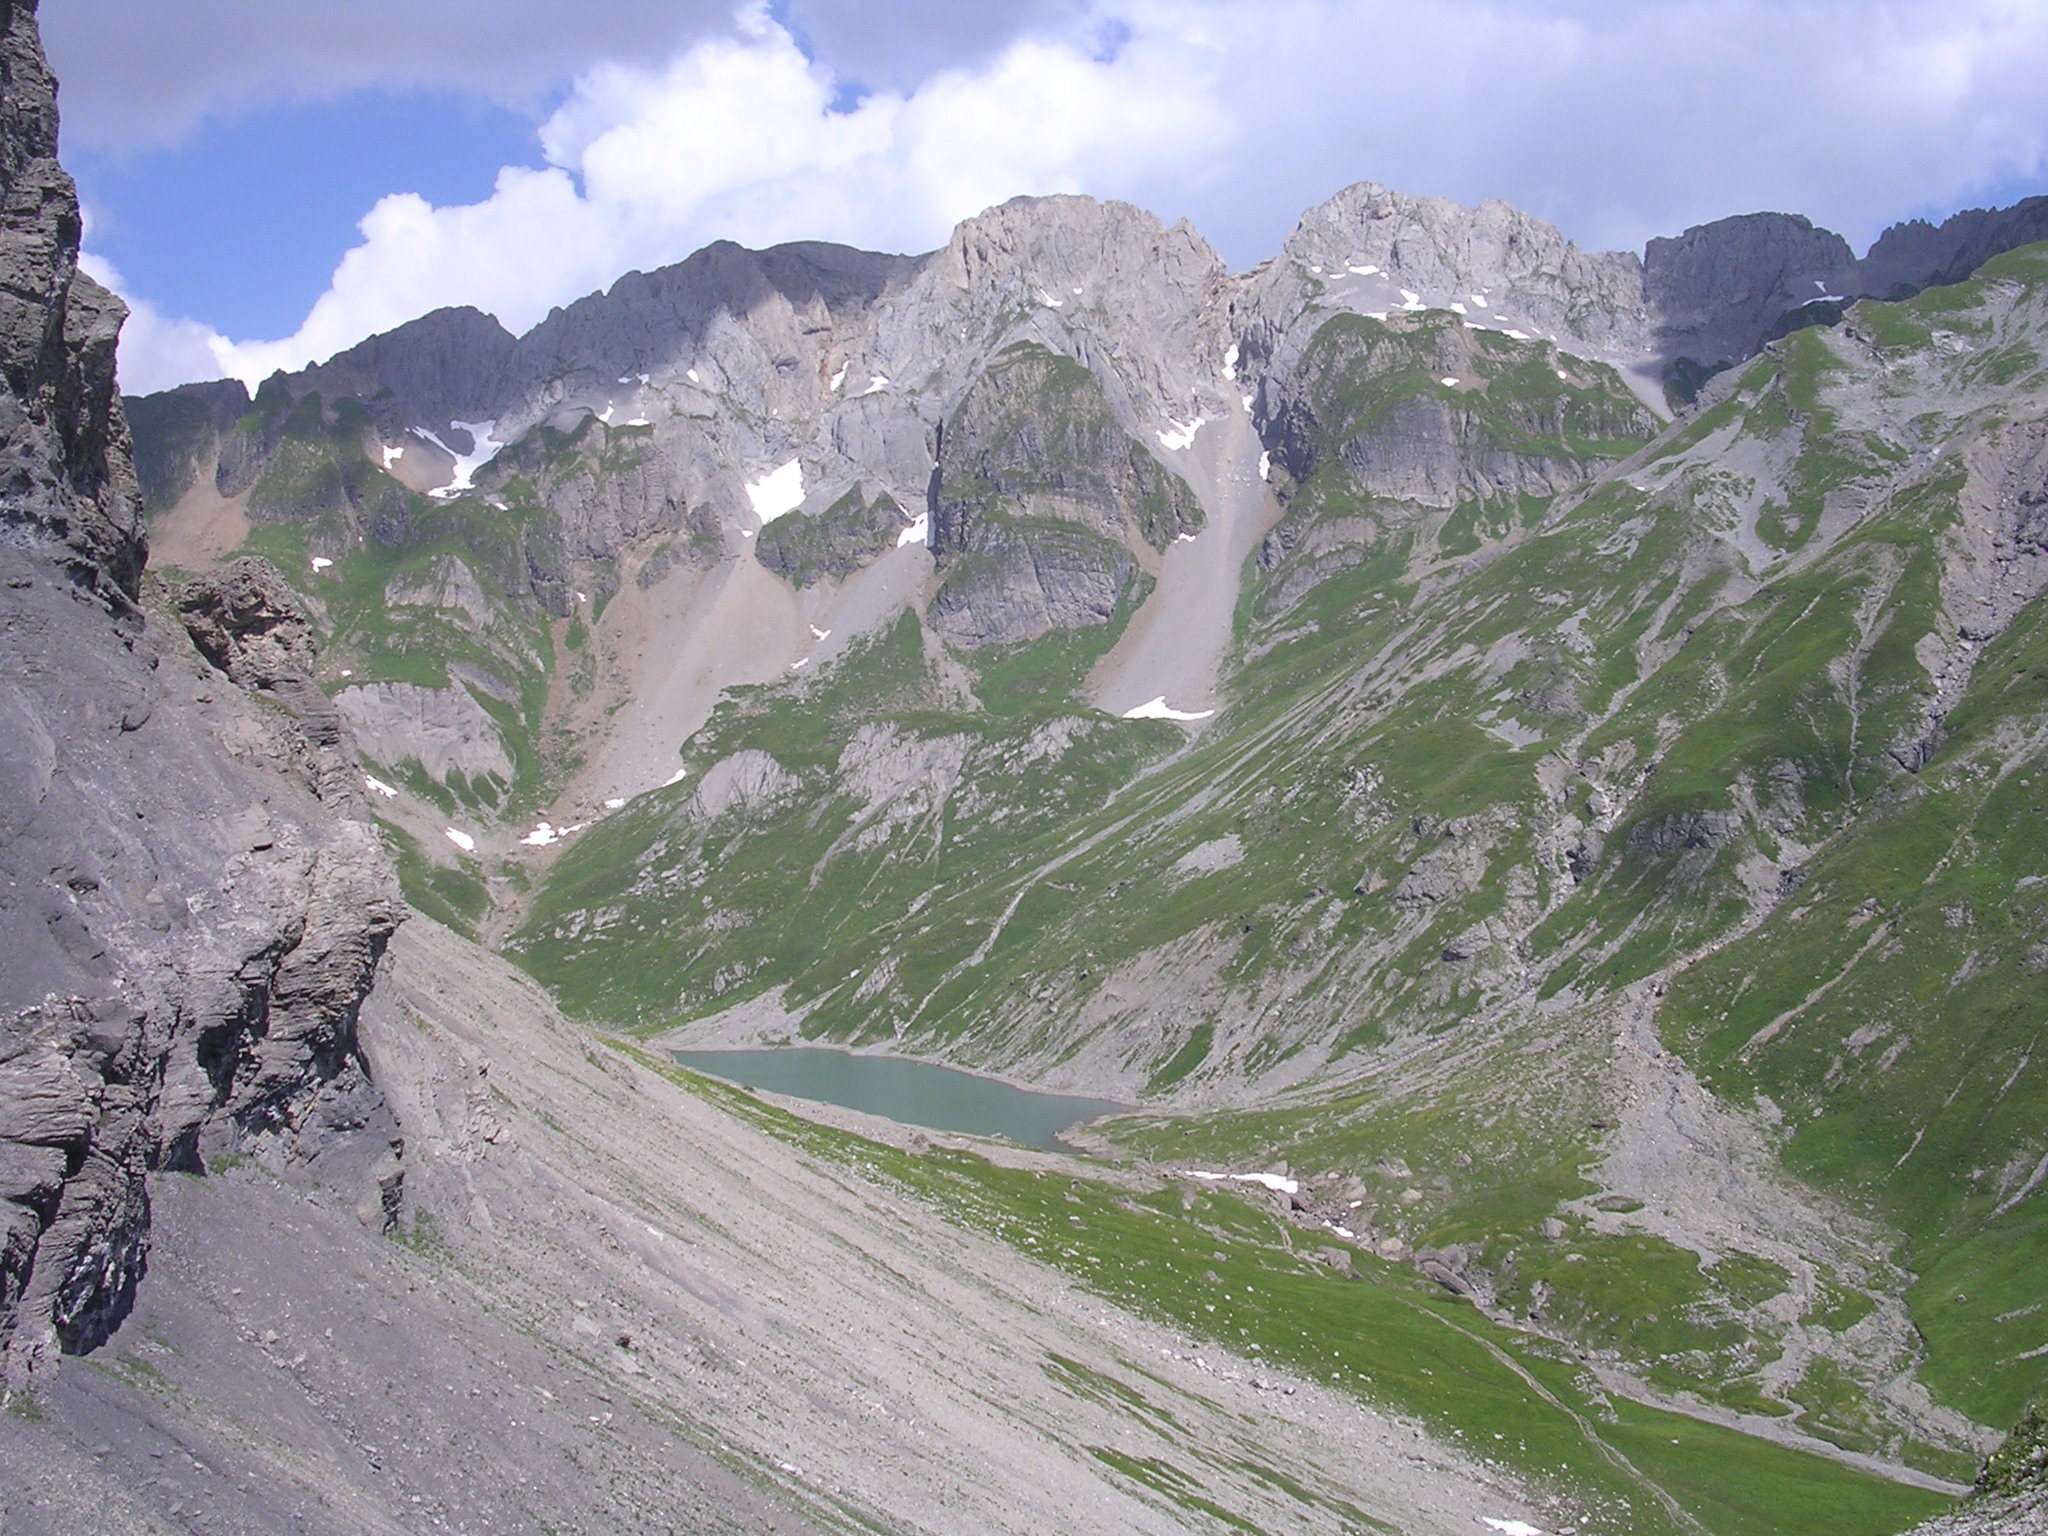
[674,1047,1127,1150]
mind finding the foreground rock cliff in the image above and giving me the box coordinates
[0,0,400,1379]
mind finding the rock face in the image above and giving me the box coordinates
[0,552,404,1378]
[1644,211,1859,376]
[0,1,403,1383]
[929,342,1200,647]
[1861,195,2048,300]
[120,378,250,516]
[1646,199,2048,392]
[336,680,514,786]
[0,0,143,601]
[1238,180,1656,397]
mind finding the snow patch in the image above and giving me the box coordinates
[1037,289,1065,308]
[790,657,810,671]
[663,768,687,788]
[309,556,333,572]
[1441,377,1461,387]
[828,364,847,391]
[746,460,805,524]
[421,420,502,498]
[520,822,564,847]
[1258,450,1272,481]
[897,511,930,548]
[1186,1170,1299,1196]
[1399,289,1426,311]
[809,624,831,640]
[444,828,476,853]
[1484,1522,1544,1536]
[604,796,626,809]
[1470,293,1490,308]
[363,775,398,799]
[1122,696,1215,723]
[862,374,891,395]
[1505,329,1530,341]
[381,444,404,469]
[1156,416,1205,452]
[1365,310,1389,322]
[1221,343,1239,381]
[686,367,701,384]
[1347,263,1380,276]
[1449,301,1467,315]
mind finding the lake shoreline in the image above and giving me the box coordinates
[673,1044,1133,1153]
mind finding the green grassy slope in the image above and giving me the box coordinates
[515,251,2048,1466]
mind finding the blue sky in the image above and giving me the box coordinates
[74,94,546,339]
[44,0,2048,395]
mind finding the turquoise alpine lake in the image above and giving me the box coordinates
[673,1048,1126,1151]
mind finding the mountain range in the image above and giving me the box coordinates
[5,0,2048,1529]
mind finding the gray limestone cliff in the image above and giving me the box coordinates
[0,0,403,1384]
[1644,211,1859,378]
[1236,180,1656,398]
[928,341,1201,648]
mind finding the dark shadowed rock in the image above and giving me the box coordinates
[121,377,249,515]
[0,0,143,602]
[1862,197,2048,300]
[1645,212,1859,380]
[296,305,517,433]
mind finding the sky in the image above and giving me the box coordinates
[46,0,2048,396]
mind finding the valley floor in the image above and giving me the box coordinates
[1,915,1587,1536]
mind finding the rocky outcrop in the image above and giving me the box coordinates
[1,553,403,1380]
[928,342,1196,647]
[755,486,908,587]
[120,377,250,516]
[0,4,403,1385]
[1861,196,2048,300]
[1644,212,1859,379]
[1904,1405,2048,1533]
[1238,181,1655,397]
[336,679,514,786]
[0,0,143,602]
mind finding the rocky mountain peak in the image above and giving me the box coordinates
[299,305,518,433]
[1238,180,1658,412]
[868,192,1232,430]
[1644,210,1859,373]
[513,237,920,402]
[1860,194,2048,298]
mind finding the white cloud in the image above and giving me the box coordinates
[90,0,2048,394]
[42,0,736,152]
[1135,0,2048,260]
